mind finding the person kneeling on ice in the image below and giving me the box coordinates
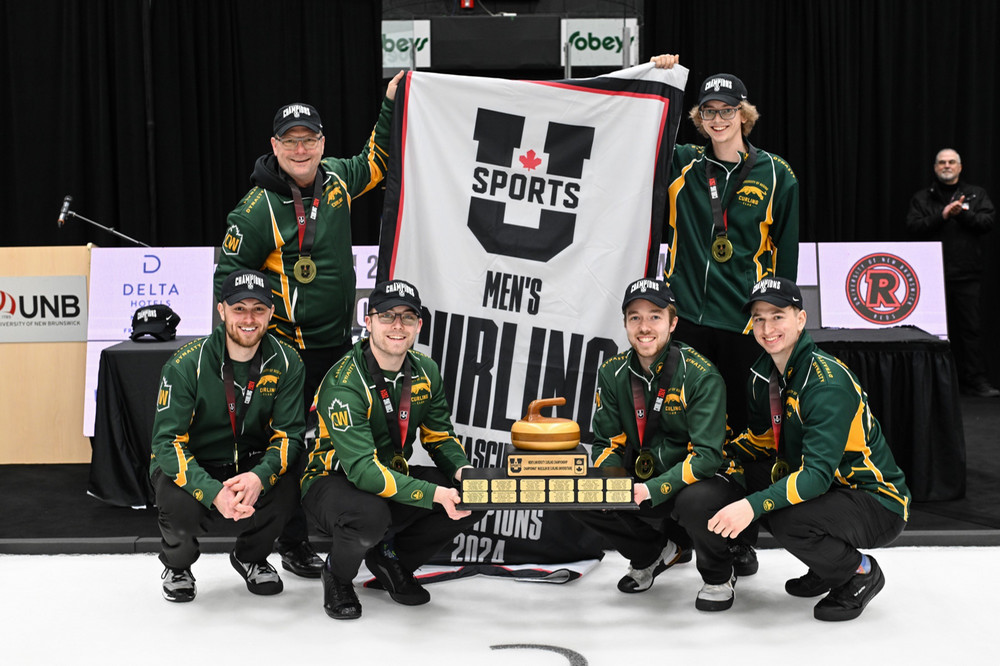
[710,277,910,621]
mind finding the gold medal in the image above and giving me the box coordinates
[711,235,734,262]
[293,256,317,283]
[389,454,409,475]
[634,450,655,480]
[770,458,790,483]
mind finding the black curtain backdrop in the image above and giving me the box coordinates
[644,0,1000,383]
[3,0,998,382]
[4,0,383,249]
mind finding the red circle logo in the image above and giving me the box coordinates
[845,253,920,324]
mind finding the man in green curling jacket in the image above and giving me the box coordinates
[569,278,747,612]
[301,279,477,620]
[213,72,404,578]
[710,277,910,621]
[150,269,305,603]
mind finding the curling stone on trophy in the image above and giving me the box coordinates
[458,398,635,510]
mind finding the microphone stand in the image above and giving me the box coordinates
[62,209,151,248]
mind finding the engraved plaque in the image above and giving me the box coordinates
[579,490,604,503]
[577,478,603,491]
[549,479,574,491]
[606,478,631,491]
[491,479,517,492]
[493,491,517,503]
[463,491,489,504]
[549,490,576,503]
[464,479,489,492]
[606,490,632,503]
[520,490,547,503]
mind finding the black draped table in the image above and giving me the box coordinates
[89,337,196,507]
[811,326,965,501]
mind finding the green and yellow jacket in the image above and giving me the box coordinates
[149,326,305,509]
[665,143,799,334]
[214,97,393,351]
[729,330,911,521]
[301,340,471,509]
[591,339,739,506]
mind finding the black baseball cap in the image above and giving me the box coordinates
[273,102,323,137]
[621,278,677,312]
[130,304,181,342]
[698,74,749,106]
[743,276,803,313]
[220,269,273,307]
[369,279,421,314]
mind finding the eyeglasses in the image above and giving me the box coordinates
[275,135,323,150]
[370,311,420,326]
[229,304,271,316]
[699,106,740,120]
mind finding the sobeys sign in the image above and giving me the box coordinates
[382,20,431,76]
[561,18,639,67]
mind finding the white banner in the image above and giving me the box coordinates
[381,64,688,448]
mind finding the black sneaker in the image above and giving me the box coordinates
[617,541,683,593]
[278,541,324,579]
[813,555,885,621]
[364,543,430,606]
[161,567,196,603]
[230,551,284,595]
[785,569,831,597]
[322,565,362,620]
[730,543,758,577]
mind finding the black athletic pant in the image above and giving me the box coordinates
[570,475,746,585]
[302,466,479,581]
[153,466,299,570]
[766,487,906,587]
[278,341,353,550]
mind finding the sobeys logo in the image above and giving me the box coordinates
[382,34,428,53]
[567,31,634,53]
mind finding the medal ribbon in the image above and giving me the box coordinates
[288,176,323,260]
[768,369,784,453]
[629,343,682,450]
[222,345,263,468]
[363,342,412,468]
[704,141,758,239]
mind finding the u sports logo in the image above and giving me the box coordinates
[468,108,596,262]
[845,253,920,324]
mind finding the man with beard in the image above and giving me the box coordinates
[214,73,403,577]
[150,269,305,603]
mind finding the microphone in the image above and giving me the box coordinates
[57,195,73,227]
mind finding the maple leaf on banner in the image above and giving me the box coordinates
[519,149,542,170]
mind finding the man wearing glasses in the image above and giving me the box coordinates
[151,269,305,603]
[301,279,476,620]
[213,72,405,578]
[652,55,800,576]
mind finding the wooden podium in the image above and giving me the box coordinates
[0,246,92,463]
